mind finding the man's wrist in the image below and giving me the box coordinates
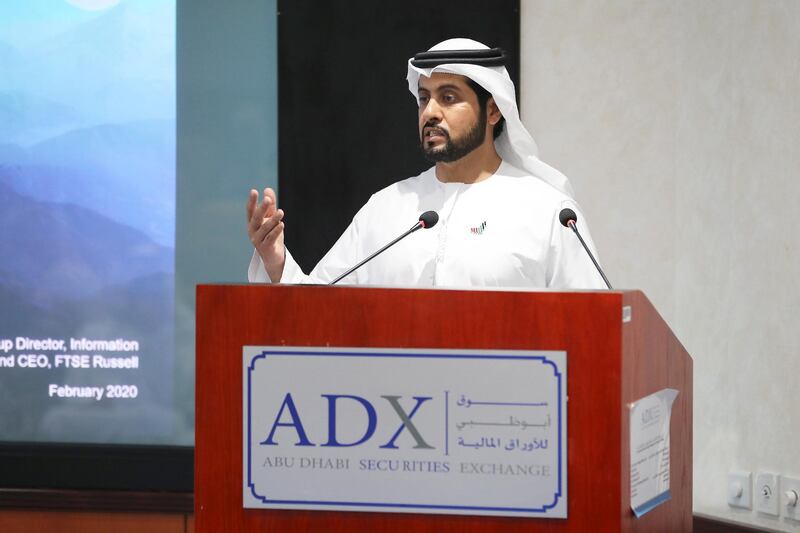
[265,256,285,283]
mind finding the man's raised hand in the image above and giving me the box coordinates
[247,188,286,282]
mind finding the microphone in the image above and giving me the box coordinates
[329,211,439,285]
[559,208,613,289]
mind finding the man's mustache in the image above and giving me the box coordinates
[421,121,449,141]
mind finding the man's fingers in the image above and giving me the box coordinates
[247,189,269,230]
[249,194,273,233]
[252,209,284,246]
[263,187,277,218]
[247,187,283,241]
[263,221,284,246]
[246,189,258,222]
[254,218,283,248]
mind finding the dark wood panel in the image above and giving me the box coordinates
[0,509,185,533]
[694,514,767,533]
[0,489,192,514]
[694,516,765,533]
[0,509,757,532]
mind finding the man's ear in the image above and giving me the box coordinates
[487,97,502,126]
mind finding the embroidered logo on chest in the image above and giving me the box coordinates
[469,221,487,235]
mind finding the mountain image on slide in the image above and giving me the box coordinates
[0,119,175,246]
[0,1,175,245]
[0,3,175,143]
[0,180,172,303]
[0,0,176,307]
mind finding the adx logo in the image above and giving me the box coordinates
[260,393,436,449]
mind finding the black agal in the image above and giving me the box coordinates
[410,48,507,68]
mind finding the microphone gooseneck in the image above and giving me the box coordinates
[329,211,439,285]
[558,208,613,289]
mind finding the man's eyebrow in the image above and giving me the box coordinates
[418,84,463,94]
[434,84,463,92]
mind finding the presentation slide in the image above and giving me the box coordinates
[0,0,178,445]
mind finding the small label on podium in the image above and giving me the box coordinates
[630,388,678,517]
[243,346,567,518]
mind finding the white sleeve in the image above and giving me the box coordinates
[545,200,608,290]
[247,251,270,282]
[247,248,310,283]
[247,210,363,285]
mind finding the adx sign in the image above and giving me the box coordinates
[243,347,567,517]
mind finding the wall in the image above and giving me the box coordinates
[520,1,800,530]
[175,0,279,441]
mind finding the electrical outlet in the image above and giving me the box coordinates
[728,471,752,509]
[781,475,800,522]
[755,471,779,516]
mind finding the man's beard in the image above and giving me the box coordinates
[420,108,487,163]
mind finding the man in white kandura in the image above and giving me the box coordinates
[246,38,606,289]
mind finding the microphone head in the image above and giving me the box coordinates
[559,208,577,228]
[419,210,439,229]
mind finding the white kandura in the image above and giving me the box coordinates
[249,161,606,289]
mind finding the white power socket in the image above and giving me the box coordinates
[755,471,779,516]
[782,475,800,522]
[728,471,752,509]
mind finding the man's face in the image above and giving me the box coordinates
[417,73,487,163]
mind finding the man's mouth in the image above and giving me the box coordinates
[424,127,447,140]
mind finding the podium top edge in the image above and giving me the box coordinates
[196,283,637,296]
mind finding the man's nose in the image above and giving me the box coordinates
[421,98,443,122]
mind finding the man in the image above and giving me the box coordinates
[246,38,606,289]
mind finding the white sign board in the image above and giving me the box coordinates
[243,346,567,518]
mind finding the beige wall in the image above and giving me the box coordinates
[520,1,800,530]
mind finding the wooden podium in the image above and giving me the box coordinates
[195,285,692,532]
